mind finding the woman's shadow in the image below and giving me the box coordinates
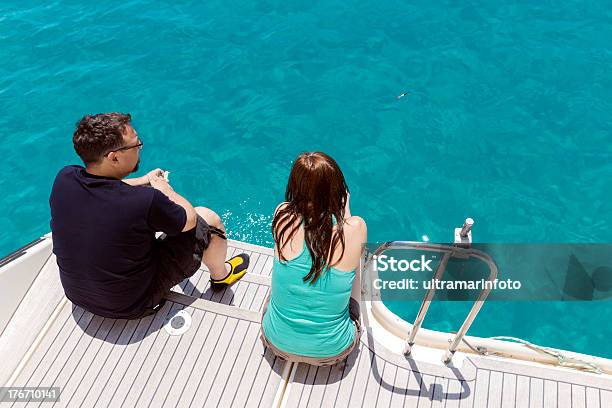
[280,305,473,404]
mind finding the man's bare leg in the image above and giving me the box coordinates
[194,206,231,280]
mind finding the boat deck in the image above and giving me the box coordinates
[1,241,611,407]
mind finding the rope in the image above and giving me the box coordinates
[447,332,502,358]
[461,337,499,357]
[489,336,603,374]
[450,332,603,374]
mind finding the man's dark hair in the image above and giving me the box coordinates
[73,112,132,165]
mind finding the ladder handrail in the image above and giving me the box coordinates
[362,241,498,364]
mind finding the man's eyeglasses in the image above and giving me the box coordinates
[105,140,143,156]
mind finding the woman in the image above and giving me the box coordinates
[261,152,367,366]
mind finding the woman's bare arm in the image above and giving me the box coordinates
[348,216,367,301]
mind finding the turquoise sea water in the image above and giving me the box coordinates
[0,2,610,357]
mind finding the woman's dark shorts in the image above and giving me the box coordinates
[137,215,226,317]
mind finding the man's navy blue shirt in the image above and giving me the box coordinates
[49,165,187,318]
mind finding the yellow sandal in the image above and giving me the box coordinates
[210,253,249,289]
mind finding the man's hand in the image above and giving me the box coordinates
[149,173,197,232]
[149,174,174,196]
[123,168,165,187]
[145,168,164,184]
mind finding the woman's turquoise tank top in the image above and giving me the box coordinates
[262,237,356,358]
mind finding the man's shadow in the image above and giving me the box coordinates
[72,277,237,345]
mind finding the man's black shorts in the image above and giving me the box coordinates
[138,215,226,317]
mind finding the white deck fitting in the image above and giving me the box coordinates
[1,239,611,407]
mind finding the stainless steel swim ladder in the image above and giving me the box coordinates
[363,219,498,364]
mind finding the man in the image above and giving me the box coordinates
[50,112,248,319]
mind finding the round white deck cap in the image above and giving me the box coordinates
[163,310,192,336]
